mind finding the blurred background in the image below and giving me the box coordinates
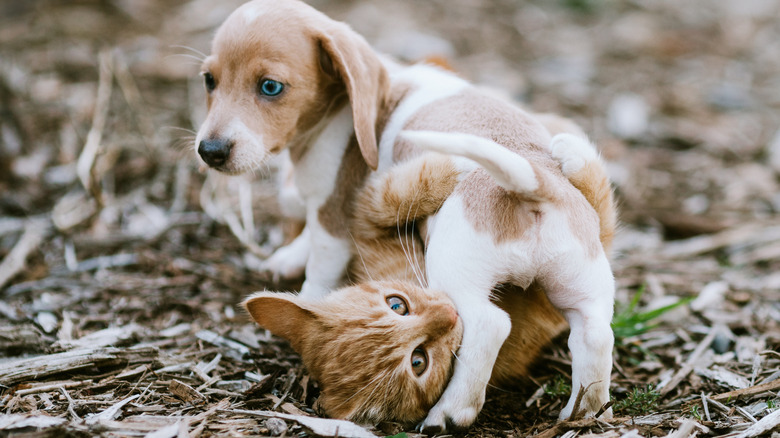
[1,0,778,436]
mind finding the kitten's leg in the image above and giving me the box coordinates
[418,199,511,432]
[540,250,615,420]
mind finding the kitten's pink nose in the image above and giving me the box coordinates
[444,305,458,328]
[428,304,459,336]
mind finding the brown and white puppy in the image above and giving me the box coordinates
[195,0,388,298]
[196,0,615,432]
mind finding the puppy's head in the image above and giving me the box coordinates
[195,0,388,174]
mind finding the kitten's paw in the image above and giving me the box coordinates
[550,133,598,177]
[261,244,308,282]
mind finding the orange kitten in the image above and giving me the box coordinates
[244,117,616,425]
[244,281,463,424]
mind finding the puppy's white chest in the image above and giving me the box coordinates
[294,106,354,203]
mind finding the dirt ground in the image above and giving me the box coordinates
[1,0,779,437]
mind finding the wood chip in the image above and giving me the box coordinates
[695,366,750,389]
[226,409,377,438]
[144,421,182,438]
[85,394,140,425]
[0,219,50,290]
[733,408,780,438]
[659,328,718,396]
[76,49,113,201]
[0,346,157,385]
[711,378,780,402]
[0,414,67,430]
[195,330,250,359]
[15,380,92,396]
[55,323,143,350]
[169,379,206,404]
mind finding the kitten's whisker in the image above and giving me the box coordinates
[347,230,374,282]
[395,207,416,283]
[410,186,428,288]
[402,190,425,289]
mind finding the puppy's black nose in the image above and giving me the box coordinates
[198,138,233,168]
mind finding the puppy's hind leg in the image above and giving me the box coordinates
[540,252,615,420]
[550,133,617,252]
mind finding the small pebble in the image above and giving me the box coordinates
[264,418,288,436]
[712,332,733,354]
[35,312,59,334]
[607,93,650,140]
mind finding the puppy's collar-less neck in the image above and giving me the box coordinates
[286,93,349,163]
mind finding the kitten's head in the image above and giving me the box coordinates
[242,280,463,424]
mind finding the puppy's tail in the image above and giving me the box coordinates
[399,130,541,198]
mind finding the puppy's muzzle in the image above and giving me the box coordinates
[198,138,234,168]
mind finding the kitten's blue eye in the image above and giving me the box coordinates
[386,296,408,315]
[411,348,428,376]
[259,79,284,97]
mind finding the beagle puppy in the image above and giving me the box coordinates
[195,0,615,431]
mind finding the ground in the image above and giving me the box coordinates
[1,0,779,437]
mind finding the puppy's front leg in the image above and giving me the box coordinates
[418,206,511,432]
[297,219,352,300]
[262,226,311,282]
[421,294,510,432]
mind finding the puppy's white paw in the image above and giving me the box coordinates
[550,133,598,177]
[417,389,483,433]
[558,381,612,421]
[262,244,307,282]
[297,281,329,301]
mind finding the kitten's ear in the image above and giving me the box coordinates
[242,292,316,352]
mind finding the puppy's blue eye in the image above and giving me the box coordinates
[259,79,284,97]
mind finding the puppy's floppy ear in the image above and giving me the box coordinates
[318,25,388,170]
[242,292,317,352]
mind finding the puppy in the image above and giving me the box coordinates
[195,0,389,299]
[196,0,615,431]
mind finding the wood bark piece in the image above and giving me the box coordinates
[733,408,780,438]
[76,49,113,203]
[195,329,250,359]
[85,394,140,425]
[15,380,92,396]
[0,414,66,430]
[55,323,143,350]
[0,219,50,290]
[659,328,718,396]
[711,378,780,402]
[169,379,205,404]
[0,346,157,385]
[226,409,377,438]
